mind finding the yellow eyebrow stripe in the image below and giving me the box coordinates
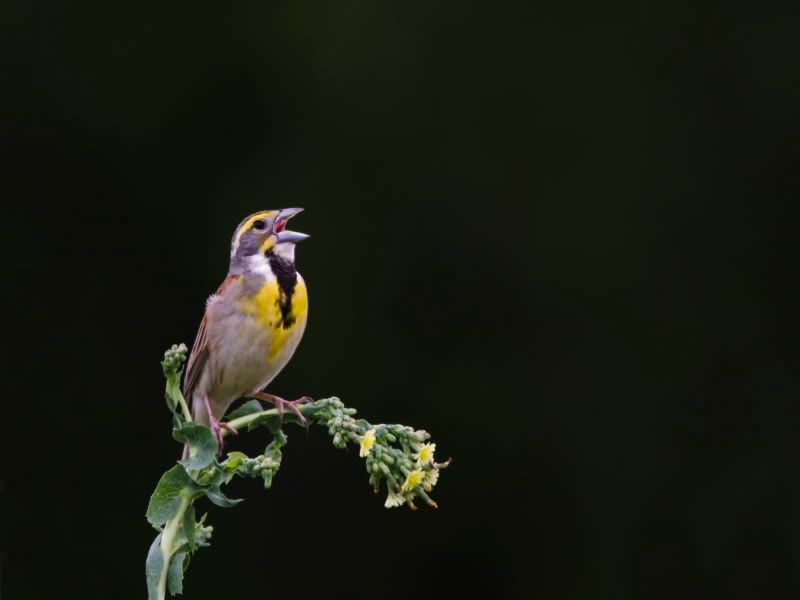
[232,211,277,253]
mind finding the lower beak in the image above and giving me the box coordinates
[275,207,309,243]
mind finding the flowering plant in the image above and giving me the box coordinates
[146,344,450,599]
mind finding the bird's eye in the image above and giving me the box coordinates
[252,220,266,231]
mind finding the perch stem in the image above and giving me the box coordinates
[156,493,191,600]
[222,404,317,436]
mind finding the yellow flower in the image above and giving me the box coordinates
[423,468,439,491]
[415,443,436,466]
[359,429,376,457]
[384,489,406,508]
[401,469,424,493]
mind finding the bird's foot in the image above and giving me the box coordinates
[202,393,239,455]
[211,418,238,455]
[248,392,313,426]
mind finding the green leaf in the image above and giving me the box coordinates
[225,399,263,420]
[194,513,213,547]
[181,504,196,552]
[222,451,248,471]
[174,423,217,471]
[244,412,281,432]
[298,402,325,419]
[164,374,179,410]
[192,465,225,488]
[146,465,194,527]
[167,551,188,595]
[145,534,164,600]
[268,435,287,456]
[205,485,243,508]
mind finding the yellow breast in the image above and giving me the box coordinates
[240,277,308,361]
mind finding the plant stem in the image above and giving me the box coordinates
[176,389,192,422]
[156,493,191,600]
[224,408,279,433]
[222,404,318,436]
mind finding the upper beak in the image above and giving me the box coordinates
[275,207,309,243]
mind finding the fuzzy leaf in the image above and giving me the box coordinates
[146,466,194,527]
[270,428,288,447]
[145,534,164,600]
[225,399,263,420]
[192,465,228,488]
[244,412,281,432]
[167,551,188,595]
[223,451,248,471]
[298,402,325,418]
[174,423,217,470]
[164,374,181,412]
[205,485,243,508]
[181,505,196,552]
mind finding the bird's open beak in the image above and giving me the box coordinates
[274,207,309,243]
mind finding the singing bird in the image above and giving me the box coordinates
[182,208,310,456]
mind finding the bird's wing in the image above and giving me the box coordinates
[183,275,239,401]
[183,315,209,402]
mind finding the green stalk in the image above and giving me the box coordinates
[155,493,191,600]
[224,408,279,433]
[176,392,192,422]
[223,405,317,435]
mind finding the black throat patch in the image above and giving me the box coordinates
[268,253,298,328]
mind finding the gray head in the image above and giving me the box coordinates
[229,208,308,273]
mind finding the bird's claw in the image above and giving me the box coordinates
[279,396,312,426]
[211,418,238,455]
[248,392,313,427]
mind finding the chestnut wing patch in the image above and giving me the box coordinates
[182,275,238,400]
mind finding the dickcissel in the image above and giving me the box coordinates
[182,208,310,455]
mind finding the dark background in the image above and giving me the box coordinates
[3,1,797,598]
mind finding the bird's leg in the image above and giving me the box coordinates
[247,391,313,426]
[203,393,238,454]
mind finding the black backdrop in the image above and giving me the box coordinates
[3,1,796,598]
